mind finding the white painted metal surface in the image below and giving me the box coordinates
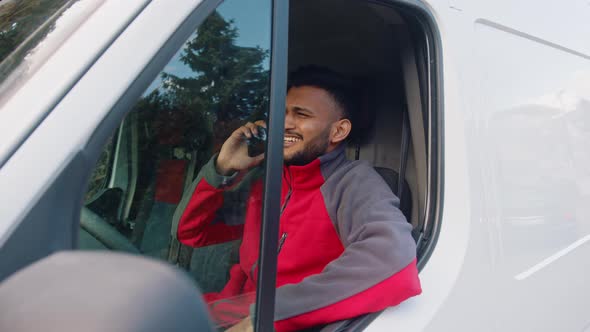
[368,0,590,331]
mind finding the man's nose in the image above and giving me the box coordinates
[284,111,295,129]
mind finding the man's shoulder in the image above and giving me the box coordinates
[322,159,396,199]
[320,159,406,241]
[329,159,384,181]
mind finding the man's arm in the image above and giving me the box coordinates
[176,121,266,247]
[273,165,421,331]
[176,155,246,247]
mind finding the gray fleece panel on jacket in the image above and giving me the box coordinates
[273,146,416,321]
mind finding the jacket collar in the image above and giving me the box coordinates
[283,144,348,190]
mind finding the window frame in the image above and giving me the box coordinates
[82,0,441,329]
[0,0,442,329]
[252,1,289,330]
[84,129,117,203]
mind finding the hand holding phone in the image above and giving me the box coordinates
[247,126,267,157]
[216,122,267,175]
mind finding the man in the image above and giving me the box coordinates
[177,66,421,331]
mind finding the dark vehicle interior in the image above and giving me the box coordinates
[289,0,428,230]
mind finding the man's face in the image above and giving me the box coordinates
[283,86,342,166]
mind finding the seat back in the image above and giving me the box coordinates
[373,167,413,223]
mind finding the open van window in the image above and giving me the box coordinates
[78,0,442,330]
[286,1,442,327]
[80,0,439,330]
[288,0,442,261]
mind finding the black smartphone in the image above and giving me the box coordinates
[247,126,267,157]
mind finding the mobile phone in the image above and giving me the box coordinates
[247,126,267,157]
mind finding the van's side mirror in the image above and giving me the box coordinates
[0,251,214,332]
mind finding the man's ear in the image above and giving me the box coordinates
[330,119,352,144]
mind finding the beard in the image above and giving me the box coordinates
[284,126,331,166]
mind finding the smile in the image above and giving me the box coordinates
[284,136,302,143]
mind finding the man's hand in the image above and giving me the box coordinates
[225,316,253,332]
[216,121,266,176]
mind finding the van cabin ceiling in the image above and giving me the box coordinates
[289,0,406,77]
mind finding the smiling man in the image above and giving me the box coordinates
[177,66,421,332]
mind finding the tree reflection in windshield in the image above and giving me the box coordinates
[137,10,270,169]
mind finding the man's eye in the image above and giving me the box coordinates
[297,112,310,118]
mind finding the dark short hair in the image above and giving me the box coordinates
[287,65,359,123]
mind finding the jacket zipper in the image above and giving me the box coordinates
[251,170,292,282]
[277,232,288,253]
[280,168,293,215]
[252,232,288,282]
[277,169,293,253]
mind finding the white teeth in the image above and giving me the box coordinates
[284,137,301,143]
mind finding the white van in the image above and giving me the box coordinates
[0,0,588,331]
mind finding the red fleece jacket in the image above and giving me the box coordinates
[177,146,421,331]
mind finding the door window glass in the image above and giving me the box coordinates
[80,0,272,329]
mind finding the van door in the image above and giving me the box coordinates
[0,0,289,330]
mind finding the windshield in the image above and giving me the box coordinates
[0,0,102,107]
